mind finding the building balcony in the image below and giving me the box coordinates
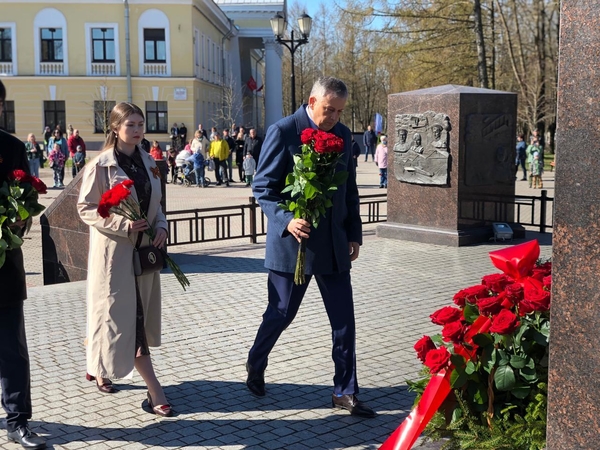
[143,63,168,76]
[39,62,65,76]
[0,62,13,75]
[91,62,118,76]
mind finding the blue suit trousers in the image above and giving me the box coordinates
[0,303,32,432]
[248,270,359,395]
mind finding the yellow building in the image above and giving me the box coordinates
[0,0,285,146]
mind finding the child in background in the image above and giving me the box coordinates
[186,150,206,187]
[530,152,544,189]
[242,152,256,187]
[150,140,163,160]
[73,145,86,175]
[48,143,66,188]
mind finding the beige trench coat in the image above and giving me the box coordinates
[77,148,167,379]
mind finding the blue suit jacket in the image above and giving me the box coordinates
[253,105,362,275]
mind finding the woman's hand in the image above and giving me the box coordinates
[129,219,149,232]
[287,218,311,243]
[152,227,168,249]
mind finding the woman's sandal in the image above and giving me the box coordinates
[147,392,173,417]
[86,373,117,394]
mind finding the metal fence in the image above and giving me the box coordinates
[165,193,387,247]
[165,190,552,247]
[459,190,553,233]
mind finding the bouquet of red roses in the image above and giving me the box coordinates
[280,128,348,285]
[380,240,551,450]
[98,179,190,290]
[0,169,47,268]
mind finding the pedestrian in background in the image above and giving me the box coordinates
[47,129,68,186]
[48,143,66,188]
[515,133,527,181]
[374,135,388,188]
[242,151,256,187]
[25,133,43,177]
[363,125,377,162]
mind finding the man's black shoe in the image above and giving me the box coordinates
[7,425,47,450]
[332,394,376,418]
[246,362,265,397]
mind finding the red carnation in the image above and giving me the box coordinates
[414,335,437,363]
[477,294,505,316]
[453,284,489,306]
[481,273,511,293]
[97,180,134,218]
[489,309,520,334]
[301,128,317,145]
[424,346,451,374]
[442,320,466,343]
[430,306,462,325]
[519,288,551,315]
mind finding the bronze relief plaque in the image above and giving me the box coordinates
[393,111,451,185]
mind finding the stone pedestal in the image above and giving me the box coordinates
[42,159,168,285]
[377,85,520,246]
[547,3,600,448]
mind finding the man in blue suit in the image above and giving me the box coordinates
[246,77,375,418]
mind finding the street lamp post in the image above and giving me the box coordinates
[270,12,312,112]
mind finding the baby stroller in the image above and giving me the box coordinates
[177,163,211,187]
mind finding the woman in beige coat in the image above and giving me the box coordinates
[77,102,172,417]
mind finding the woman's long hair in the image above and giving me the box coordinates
[101,102,145,152]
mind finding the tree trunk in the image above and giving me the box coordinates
[473,0,489,88]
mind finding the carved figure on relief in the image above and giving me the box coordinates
[393,111,451,185]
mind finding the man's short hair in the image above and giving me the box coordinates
[0,80,5,102]
[309,76,348,100]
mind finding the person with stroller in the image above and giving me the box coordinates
[186,149,206,188]
[175,145,192,184]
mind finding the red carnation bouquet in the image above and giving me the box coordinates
[381,240,551,450]
[0,169,47,268]
[280,128,348,285]
[97,179,190,290]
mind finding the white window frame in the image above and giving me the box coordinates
[194,28,200,79]
[138,9,171,77]
[0,22,17,75]
[34,8,68,75]
[85,23,120,76]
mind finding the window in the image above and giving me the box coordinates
[43,101,66,131]
[94,100,116,134]
[40,28,63,62]
[144,29,166,63]
[92,28,115,62]
[0,28,11,62]
[0,100,15,132]
[145,101,167,133]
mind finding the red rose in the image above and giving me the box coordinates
[519,288,551,315]
[29,176,48,195]
[430,306,462,325]
[414,335,437,363]
[424,346,451,374]
[313,130,344,154]
[481,273,511,293]
[442,320,466,343]
[543,275,552,290]
[453,284,489,306]
[489,309,520,334]
[301,128,317,145]
[477,294,505,316]
[8,169,29,181]
[505,283,524,303]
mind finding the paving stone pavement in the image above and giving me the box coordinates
[6,155,554,448]
[1,228,551,449]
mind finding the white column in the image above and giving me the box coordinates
[263,37,283,130]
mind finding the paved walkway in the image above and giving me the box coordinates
[4,156,554,449]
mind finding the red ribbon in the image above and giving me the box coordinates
[379,241,540,450]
